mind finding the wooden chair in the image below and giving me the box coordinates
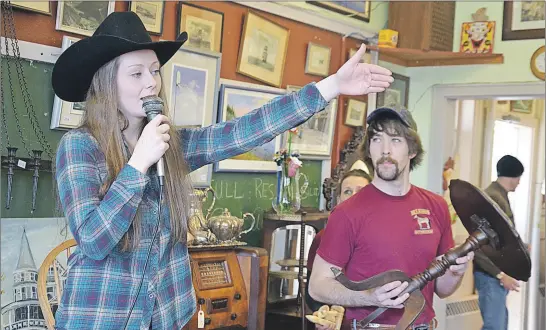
[37,239,77,330]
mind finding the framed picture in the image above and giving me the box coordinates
[283,85,337,159]
[502,1,545,40]
[161,47,222,187]
[178,2,224,53]
[376,73,410,108]
[1,218,73,313]
[460,21,495,54]
[345,99,367,127]
[305,43,331,77]
[129,1,165,35]
[11,1,52,15]
[215,80,284,173]
[56,1,115,37]
[510,100,534,115]
[237,11,290,87]
[50,36,85,130]
[349,47,372,64]
[307,1,371,23]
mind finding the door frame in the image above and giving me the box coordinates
[429,82,544,194]
[430,82,544,330]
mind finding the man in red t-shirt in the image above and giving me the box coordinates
[308,104,474,330]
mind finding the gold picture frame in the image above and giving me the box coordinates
[178,2,224,53]
[129,1,165,35]
[305,42,331,77]
[345,99,367,127]
[349,48,372,64]
[237,11,290,87]
[11,1,52,15]
[55,1,115,37]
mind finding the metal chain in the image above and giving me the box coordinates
[2,3,32,157]
[3,1,54,160]
[1,57,11,150]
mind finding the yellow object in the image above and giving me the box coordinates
[307,305,345,330]
[379,29,399,48]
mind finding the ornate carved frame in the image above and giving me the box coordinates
[322,127,366,210]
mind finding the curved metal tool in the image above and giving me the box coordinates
[333,179,531,329]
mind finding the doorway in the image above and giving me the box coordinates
[430,82,545,330]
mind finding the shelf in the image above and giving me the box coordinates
[367,45,504,67]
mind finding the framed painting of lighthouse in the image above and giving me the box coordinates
[161,46,221,187]
[1,217,73,325]
[237,11,290,87]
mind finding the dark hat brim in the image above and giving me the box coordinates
[366,107,410,127]
[52,32,188,102]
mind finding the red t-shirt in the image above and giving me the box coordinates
[317,184,454,325]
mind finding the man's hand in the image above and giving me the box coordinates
[448,251,474,276]
[500,274,520,291]
[365,281,410,309]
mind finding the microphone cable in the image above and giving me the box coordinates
[123,177,164,330]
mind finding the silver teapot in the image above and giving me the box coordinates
[208,208,256,242]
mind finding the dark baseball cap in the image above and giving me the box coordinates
[366,103,418,131]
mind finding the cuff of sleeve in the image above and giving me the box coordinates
[300,83,330,115]
[120,164,151,189]
[315,75,340,103]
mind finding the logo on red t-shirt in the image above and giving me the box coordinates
[411,208,434,235]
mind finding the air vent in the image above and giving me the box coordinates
[446,298,480,316]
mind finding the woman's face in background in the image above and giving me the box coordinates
[339,176,370,203]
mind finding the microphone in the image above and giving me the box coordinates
[141,95,166,186]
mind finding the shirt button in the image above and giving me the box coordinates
[149,293,154,299]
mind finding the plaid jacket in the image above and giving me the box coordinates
[54,83,328,330]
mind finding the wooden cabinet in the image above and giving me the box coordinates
[388,1,456,52]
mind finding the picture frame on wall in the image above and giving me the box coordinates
[11,1,52,15]
[502,1,545,40]
[345,99,367,127]
[376,73,410,108]
[460,21,495,54]
[50,36,85,130]
[304,43,331,77]
[178,2,224,53]
[510,100,534,115]
[1,218,73,315]
[161,47,222,187]
[129,1,165,35]
[215,81,284,173]
[283,85,337,159]
[307,1,371,23]
[237,11,290,87]
[56,1,115,37]
[349,47,372,64]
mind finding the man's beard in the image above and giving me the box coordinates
[375,156,401,181]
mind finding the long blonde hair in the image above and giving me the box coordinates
[80,57,194,250]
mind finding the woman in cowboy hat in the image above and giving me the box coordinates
[52,11,393,330]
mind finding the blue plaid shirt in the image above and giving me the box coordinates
[54,83,328,330]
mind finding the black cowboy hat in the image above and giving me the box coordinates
[52,11,188,102]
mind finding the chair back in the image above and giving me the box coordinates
[37,239,77,330]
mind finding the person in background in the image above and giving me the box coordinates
[474,155,525,330]
[306,169,372,329]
